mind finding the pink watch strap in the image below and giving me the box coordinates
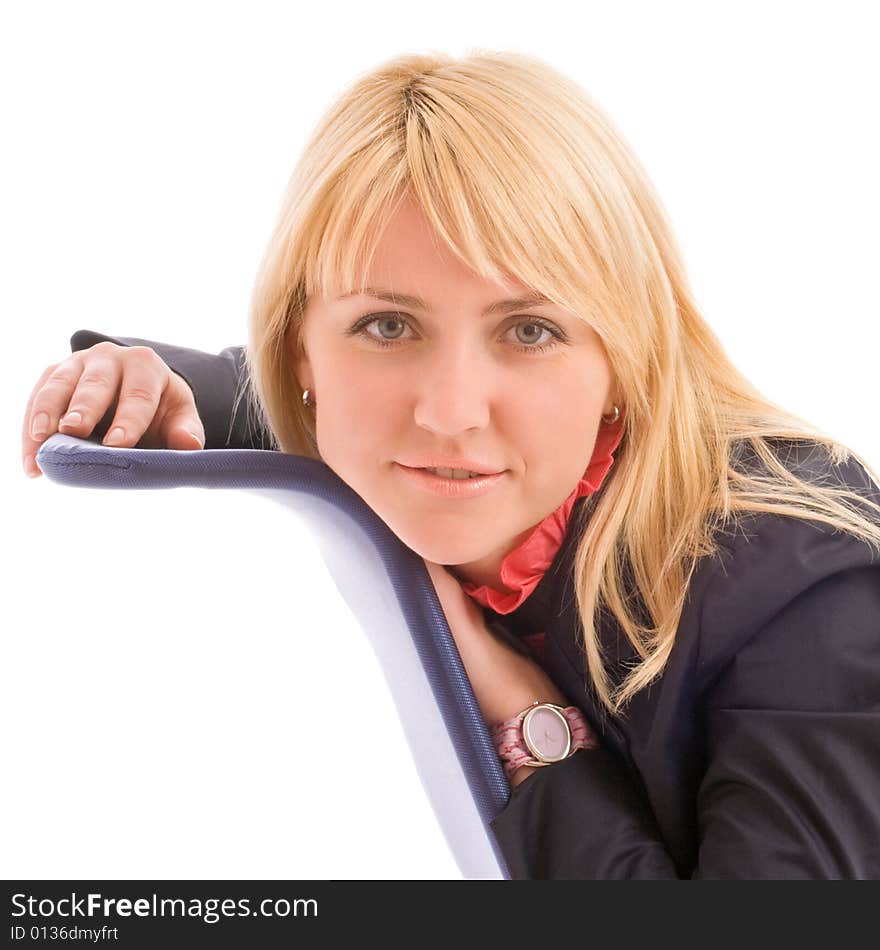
[490,704,599,780]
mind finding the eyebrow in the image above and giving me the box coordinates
[336,286,554,315]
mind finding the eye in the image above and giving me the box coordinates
[511,321,560,351]
[357,313,410,346]
[347,312,568,354]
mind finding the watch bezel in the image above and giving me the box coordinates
[522,703,572,763]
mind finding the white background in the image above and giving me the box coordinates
[3,0,878,879]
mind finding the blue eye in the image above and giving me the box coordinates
[355,314,409,346]
[347,312,567,354]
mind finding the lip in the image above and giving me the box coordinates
[396,456,505,476]
[393,462,508,498]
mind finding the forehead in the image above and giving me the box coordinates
[326,199,543,305]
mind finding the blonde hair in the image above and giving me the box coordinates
[240,49,880,715]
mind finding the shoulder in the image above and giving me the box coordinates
[707,437,880,593]
[691,438,880,702]
[728,436,880,501]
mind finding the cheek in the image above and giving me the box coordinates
[523,372,608,489]
[531,369,603,435]
[312,362,397,465]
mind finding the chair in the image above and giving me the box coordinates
[36,432,513,879]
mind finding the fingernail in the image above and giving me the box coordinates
[188,431,203,447]
[104,427,125,445]
[31,412,49,439]
[60,410,82,428]
[24,454,40,478]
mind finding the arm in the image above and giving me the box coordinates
[692,559,880,878]
[490,732,680,877]
[490,536,880,879]
[69,329,274,451]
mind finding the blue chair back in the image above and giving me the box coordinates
[36,433,513,878]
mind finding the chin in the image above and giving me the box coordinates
[395,527,488,567]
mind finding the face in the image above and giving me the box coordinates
[291,196,617,592]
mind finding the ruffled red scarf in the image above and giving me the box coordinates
[461,415,625,614]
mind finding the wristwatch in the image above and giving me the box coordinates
[490,700,597,780]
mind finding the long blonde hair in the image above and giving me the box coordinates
[240,49,880,715]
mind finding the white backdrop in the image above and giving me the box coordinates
[3,0,878,880]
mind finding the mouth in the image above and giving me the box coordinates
[418,466,487,480]
[394,463,508,497]
[396,459,506,477]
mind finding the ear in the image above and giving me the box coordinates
[286,326,313,392]
[603,381,621,418]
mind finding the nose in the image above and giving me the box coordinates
[412,342,493,437]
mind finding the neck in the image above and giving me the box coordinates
[445,526,534,592]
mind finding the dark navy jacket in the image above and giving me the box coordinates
[70,329,880,879]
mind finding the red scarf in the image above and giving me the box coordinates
[461,414,625,614]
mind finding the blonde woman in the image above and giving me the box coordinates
[22,50,880,879]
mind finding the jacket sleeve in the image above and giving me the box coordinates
[69,328,274,450]
[693,557,880,879]
[490,740,681,878]
[490,535,880,879]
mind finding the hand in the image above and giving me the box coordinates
[424,559,574,787]
[423,559,571,729]
[22,341,206,478]
[423,558,494,646]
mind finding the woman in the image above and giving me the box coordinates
[22,50,880,878]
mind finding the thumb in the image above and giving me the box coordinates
[163,414,205,451]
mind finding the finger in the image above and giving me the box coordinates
[139,373,205,450]
[22,362,62,478]
[56,353,124,439]
[24,354,98,476]
[162,408,206,451]
[97,348,165,447]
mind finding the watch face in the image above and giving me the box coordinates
[523,705,571,762]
